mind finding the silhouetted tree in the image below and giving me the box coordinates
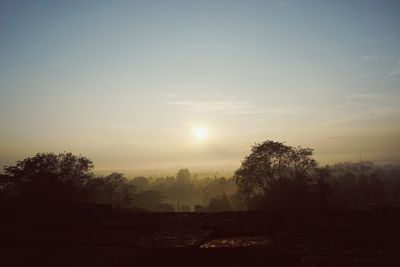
[176,168,191,184]
[234,140,318,209]
[311,166,335,209]
[86,172,131,207]
[119,180,136,208]
[368,173,385,207]
[202,177,236,205]
[1,152,94,206]
[0,174,15,204]
[330,162,387,208]
[132,176,149,191]
[101,172,127,205]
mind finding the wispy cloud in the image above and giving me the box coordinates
[158,93,178,98]
[167,100,259,114]
[167,100,315,115]
[359,72,378,79]
[168,84,200,90]
[337,37,393,49]
[384,59,400,80]
[361,55,377,61]
[348,93,382,99]
[317,102,400,127]
[385,70,400,80]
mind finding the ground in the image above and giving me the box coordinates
[1,207,400,266]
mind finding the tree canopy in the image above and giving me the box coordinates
[176,168,191,184]
[234,140,319,209]
[2,152,94,203]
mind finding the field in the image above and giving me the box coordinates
[2,207,400,266]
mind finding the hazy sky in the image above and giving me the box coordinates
[1,0,400,170]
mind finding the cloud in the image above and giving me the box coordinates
[167,100,260,114]
[337,37,393,49]
[167,99,315,115]
[359,72,378,79]
[385,70,400,80]
[384,59,400,80]
[348,93,382,99]
[168,84,200,90]
[326,135,346,140]
[361,55,377,61]
[158,93,178,98]
[317,102,400,128]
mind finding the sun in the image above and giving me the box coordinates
[192,127,208,140]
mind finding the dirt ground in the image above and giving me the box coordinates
[1,208,400,266]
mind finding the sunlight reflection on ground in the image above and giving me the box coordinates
[200,236,274,248]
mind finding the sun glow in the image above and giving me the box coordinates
[192,127,208,140]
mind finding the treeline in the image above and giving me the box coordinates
[234,141,400,210]
[86,168,242,212]
[0,153,240,212]
[1,143,400,213]
[328,161,400,208]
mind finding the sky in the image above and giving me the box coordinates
[1,0,400,171]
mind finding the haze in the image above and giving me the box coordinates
[1,0,400,171]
